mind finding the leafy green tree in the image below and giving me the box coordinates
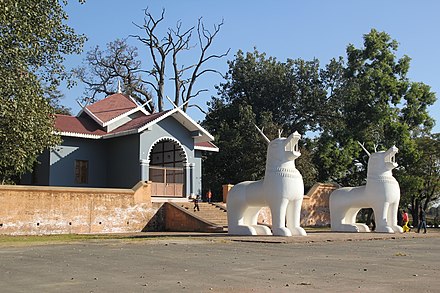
[217,49,327,134]
[202,104,269,197]
[398,134,440,225]
[313,29,437,188]
[0,1,85,183]
[203,50,322,194]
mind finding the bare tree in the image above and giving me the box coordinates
[74,39,155,112]
[75,8,228,113]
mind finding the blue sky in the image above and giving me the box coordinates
[63,0,440,133]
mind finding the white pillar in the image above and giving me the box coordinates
[140,159,149,182]
[189,163,195,198]
[184,163,195,198]
[184,163,190,197]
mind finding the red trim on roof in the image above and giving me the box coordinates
[194,141,214,148]
[55,114,106,136]
[55,111,170,137]
[85,93,137,123]
[194,141,218,150]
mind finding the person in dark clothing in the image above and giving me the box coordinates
[397,209,403,227]
[371,218,376,232]
[206,189,212,203]
[193,196,200,212]
[417,207,427,233]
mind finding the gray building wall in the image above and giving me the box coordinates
[193,150,203,197]
[35,150,50,185]
[49,137,107,187]
[105,134,140,188]
[48,135,142,188]
[20,149,50,185]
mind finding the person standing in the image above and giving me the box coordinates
[397,209,403,227]
[402,210,410,233]
[417,207,427,233]
[193,196,200,212]
[206,189,212,203]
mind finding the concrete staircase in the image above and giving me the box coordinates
[179,202,228,228]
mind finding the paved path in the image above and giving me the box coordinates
[0,230,439,292]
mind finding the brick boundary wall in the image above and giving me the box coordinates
[223,183,338,227]
[163,203,223,233]
[0,182,163,235]
[300,183,338,227]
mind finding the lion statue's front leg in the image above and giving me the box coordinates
[227,131,306,237]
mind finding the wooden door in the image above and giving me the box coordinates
[150,166,184,197]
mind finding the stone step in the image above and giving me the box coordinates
[178,202,227,226]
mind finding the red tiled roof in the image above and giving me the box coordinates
[195,141,215,148]
[55,111,170,137]
[55,109,217,151]
[194,141,219,150]
[54,114,106,136]
[85,93,138,123]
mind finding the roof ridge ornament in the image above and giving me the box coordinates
[117,80,122,94]
[76,97,92,109]
[165,95,189,111]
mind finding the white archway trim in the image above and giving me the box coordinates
[146,136,188,164]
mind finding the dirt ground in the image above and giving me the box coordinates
[0,230,439,292]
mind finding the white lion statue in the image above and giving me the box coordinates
[227,128,306,236]
[330,144,403,233]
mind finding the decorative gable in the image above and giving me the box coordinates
[85,93,138,125]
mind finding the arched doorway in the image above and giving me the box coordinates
[148,138,187,197]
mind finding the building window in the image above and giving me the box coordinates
[75,160,88,184]
[149,140,186,184]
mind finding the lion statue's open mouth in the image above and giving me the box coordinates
[384,146,398,169]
